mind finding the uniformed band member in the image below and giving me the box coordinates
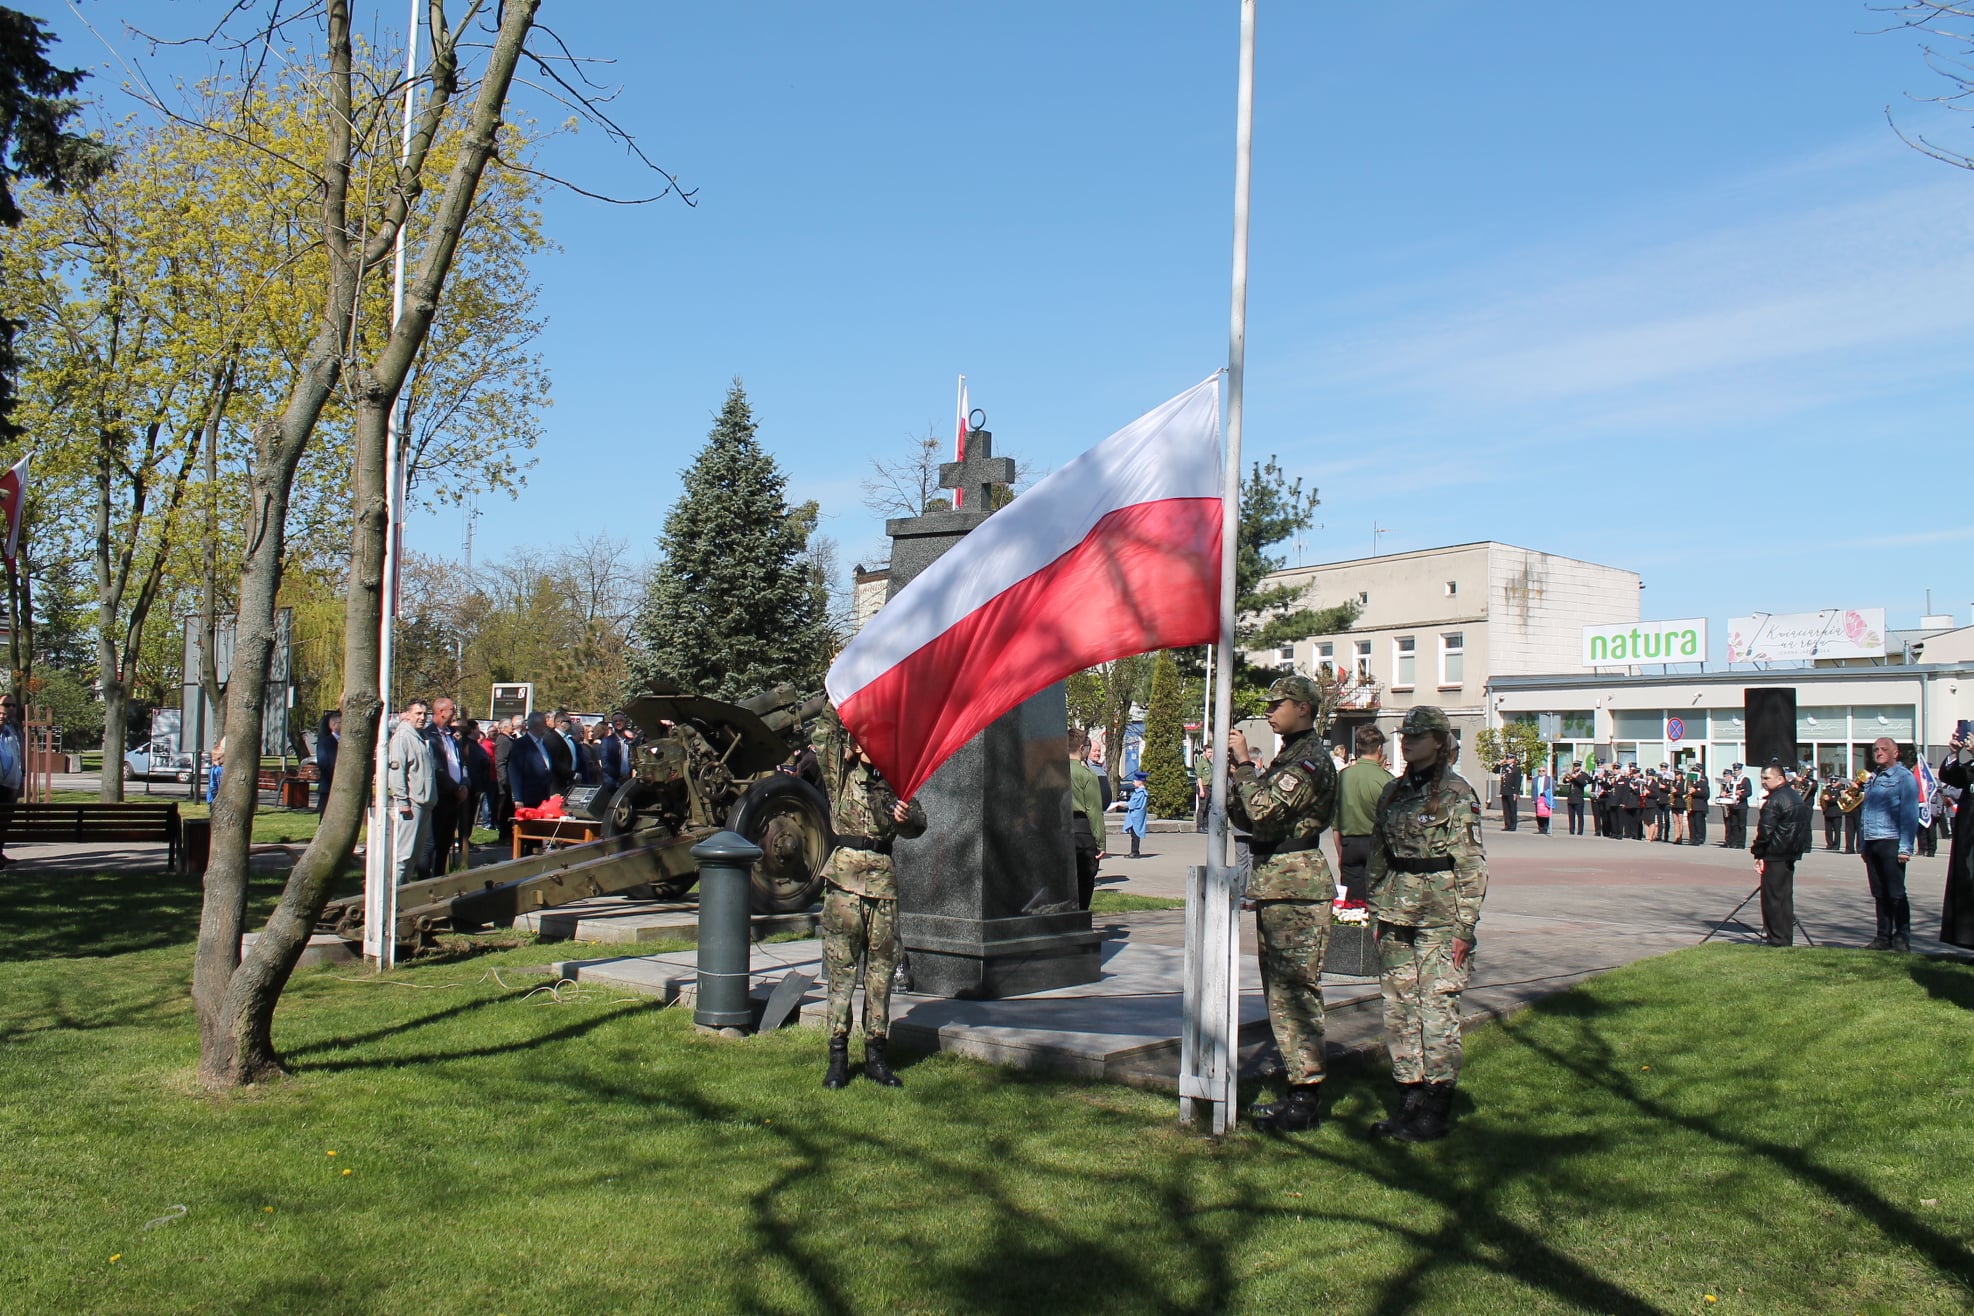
[816,714,927,1090]
[1225,674,1339,1134]
[1364,705,1488,1143]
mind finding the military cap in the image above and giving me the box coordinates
[1264,674,1320,707]
[1398,705,1452,736]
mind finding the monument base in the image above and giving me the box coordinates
[902,910,1101,999]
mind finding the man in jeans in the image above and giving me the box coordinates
[1859,737,1920,951]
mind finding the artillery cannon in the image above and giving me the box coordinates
[320,685,834,948]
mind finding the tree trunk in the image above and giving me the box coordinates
[195,0,542,1089]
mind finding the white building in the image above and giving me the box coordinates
[1248,541,1641,746]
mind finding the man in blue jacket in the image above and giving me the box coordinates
[507,711,558,811]
[1859,736,1920,952]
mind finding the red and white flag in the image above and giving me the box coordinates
[0,454,26,567]
[828,375,1223,799]
[951,374,970,509]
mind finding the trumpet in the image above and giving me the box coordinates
[1836,775,1866,814]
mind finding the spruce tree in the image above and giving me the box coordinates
[1140,650,1189,818]
[630,380,825,699]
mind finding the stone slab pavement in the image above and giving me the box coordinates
[546,815,1967,1091]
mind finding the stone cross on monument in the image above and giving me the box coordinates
[883,423,1100,998]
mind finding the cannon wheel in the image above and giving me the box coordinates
[728,775,834,914]
[599,778,700,901]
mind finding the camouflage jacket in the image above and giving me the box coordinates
[1365,766,1488,942]
[821,755,927,900]
[1227,727,1338,901]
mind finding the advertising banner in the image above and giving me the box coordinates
[1726,609,1884,663]
[1581,618,1707,666]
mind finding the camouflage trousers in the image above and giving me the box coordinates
[1376,922,1471,1084]
[822,886,897,1041]
[1256,900,1331,1086]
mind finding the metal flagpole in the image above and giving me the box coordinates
[1182,0,1256,1135]
[363,0,421,972]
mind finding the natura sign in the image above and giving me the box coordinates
[1581,618,1707,667]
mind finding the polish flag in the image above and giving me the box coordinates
[0,454,25,566]
[828,375,1223,799]
[952,374,969,509]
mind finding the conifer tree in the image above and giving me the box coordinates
[1141,650,1189,818]
[631,380,825,698]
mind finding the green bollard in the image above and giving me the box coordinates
[691,830,762,1030]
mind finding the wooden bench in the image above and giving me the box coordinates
[5,802,183,871]
[253,770,310,808]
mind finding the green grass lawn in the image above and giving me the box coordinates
[1090,890,1185,912]
[2,875,1972,1313]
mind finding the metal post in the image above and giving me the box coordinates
[691,830,762,1029]
[363,0,422,971]
[1183,0,1257,1135]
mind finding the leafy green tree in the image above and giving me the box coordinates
[1239,456,1358,653]
[630,381,825,699]
[1140,651,1188,817]
[1475,721,1548,775]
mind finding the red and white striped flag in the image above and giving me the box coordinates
[828,376,1223,799]
[0,454,26,566]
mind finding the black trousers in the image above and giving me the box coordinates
[455,790,482,867]
[1567,799,1585,834]
[1657,806,1672,839]
[1861,838,1910,941]
[1338,833,1374,898]
[1823,812,1840,850]
[1689,809,1706,844]
[1842,812,1860,854]
[425,794,460,876]
[1625,807,1643,840]
[1760,857,1796,945]
[1536,808,1551,834]
[1502,795,1518,830]
[1726,807,1747,850]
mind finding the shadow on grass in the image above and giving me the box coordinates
[286,1000,643,1072]
[1908,956,1974,1011]
[1490,970,1974,1302]
[0,868,346,962]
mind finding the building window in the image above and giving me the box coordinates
[1393,636,1415,689]
[1440,632,1464,686]
[1277,644,1294,661]
[1313,641,1334,674]
[1353,640,1372,680]
[1357,591,1369,606]
[1444,581,1458,597]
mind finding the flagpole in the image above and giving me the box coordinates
[1184,0,1256,1136]
[364,0,420,972]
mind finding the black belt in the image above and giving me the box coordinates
[833,835,890,855]
[1249,833,1323,861]
[1386,854,1455,874]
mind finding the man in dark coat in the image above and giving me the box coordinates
[1724,767,1752,849]
[492,716,517,844]
[422,697,469,876]
[507,712,558,810]
[1687,769,1709,845]
[315,710,342,815]
[1939,731,1974,950]
[1497,759,1522,832]
[1562,763,1589,836]
[1612,768,1640,840]
[1750,762,1810,945]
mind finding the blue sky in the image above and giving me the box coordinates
[48,2,1974,646]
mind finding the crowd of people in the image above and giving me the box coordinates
[336,699,647,885]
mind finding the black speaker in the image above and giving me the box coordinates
[1743,688,1797,770]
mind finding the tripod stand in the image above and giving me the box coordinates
[1701,882,1816,946]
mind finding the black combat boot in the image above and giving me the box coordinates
[1251,1084,1322,1134]
[863,1036,903,1088]
[822,1036,850,1090]
[1369,1082,1427,1139]
[1393,1082,1456,1142]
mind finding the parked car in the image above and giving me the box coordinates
[123,742,194,783]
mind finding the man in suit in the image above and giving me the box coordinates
[1724,766,1753,850]
[507,711,558,811]
[492,716,517,844]
[422,697,469,876]
[386,699,437,886]
[544,707,578,794]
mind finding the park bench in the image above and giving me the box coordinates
[5,801,183,871]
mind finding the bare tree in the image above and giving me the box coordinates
[861,426,949,519]
[1874,3,1974,168]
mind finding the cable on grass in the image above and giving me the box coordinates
[143,1204,188,1230]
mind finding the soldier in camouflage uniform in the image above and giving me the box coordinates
[817,712,927,1090]
[1226,674,1339,1134]
[1364,705,1488,1142]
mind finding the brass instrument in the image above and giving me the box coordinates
[1837,773,1866,814]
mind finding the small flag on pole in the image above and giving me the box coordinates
[0,454,26,566]
[951,375,969,509]
[1917,756,1939,829]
